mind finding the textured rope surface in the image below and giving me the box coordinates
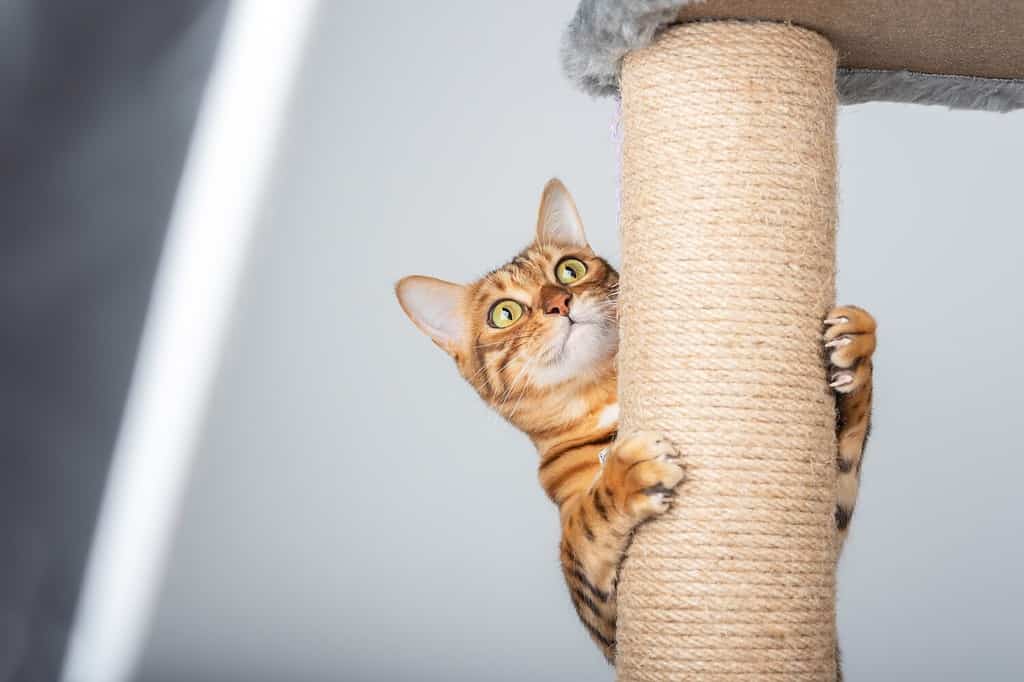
[617,22,839,681]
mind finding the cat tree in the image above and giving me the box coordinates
[562,2,1024,679]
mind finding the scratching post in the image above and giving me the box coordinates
[560,1,1024,679]
[616,23,838,680]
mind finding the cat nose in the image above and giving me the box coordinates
[540,285,572,317]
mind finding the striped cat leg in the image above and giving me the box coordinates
[824,306,877,548]
[559,432,684,662]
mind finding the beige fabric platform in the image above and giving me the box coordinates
[675,0,1024,80]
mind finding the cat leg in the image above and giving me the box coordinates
[824,306,877,549]
[559,432,684,662]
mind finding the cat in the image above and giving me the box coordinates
[395,179,876,664]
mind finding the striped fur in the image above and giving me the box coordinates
[396,180,876,664]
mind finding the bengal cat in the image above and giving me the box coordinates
[395,179,876,664]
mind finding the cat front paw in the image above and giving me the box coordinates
[824,306,876,394]
[603,432,684,521]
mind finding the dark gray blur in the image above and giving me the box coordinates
[0,3,227,680]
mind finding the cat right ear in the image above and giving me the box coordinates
[395,276,466,355]
[536,178,588,248]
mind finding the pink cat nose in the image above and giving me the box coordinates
[540,285,572,317]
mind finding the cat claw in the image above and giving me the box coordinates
[824,306,875,395]
[830,372,854,388]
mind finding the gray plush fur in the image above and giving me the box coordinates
[562,0,702,97]
[837,69,1024,113]
[563,0,1024,112]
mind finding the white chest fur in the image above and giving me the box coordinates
[596,403,620,429]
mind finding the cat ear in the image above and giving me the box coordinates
[395,275,466,354]
[536,178,588,248]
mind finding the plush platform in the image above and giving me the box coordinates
[563,0,1024,111]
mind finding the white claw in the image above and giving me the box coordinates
[830,373,854,388]
[824,316,849,326]
[825,336,852,349]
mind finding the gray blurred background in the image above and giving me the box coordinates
[9,1,1021,681]
[1,3,228,680]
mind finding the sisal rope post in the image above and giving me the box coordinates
[616,22,840,680]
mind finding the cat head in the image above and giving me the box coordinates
[396,180,618,417]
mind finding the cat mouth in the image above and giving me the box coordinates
[554,317,593,356]
[530,314,617,387]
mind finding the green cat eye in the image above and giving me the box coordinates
[555,257,587,285]
[489,299,524,329]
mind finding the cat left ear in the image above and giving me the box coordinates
[395,275,466,355]
[536,178,588,248]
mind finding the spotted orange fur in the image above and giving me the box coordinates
[396,180,876,664]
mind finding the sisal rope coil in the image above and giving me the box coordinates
[617,22,839,681]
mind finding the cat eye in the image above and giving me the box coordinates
[555,257,587,285]
[488,299,524,329]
